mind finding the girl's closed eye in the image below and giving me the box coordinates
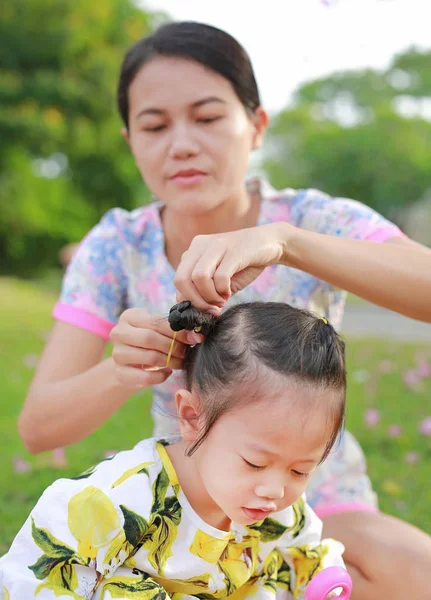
[243,458,266,471]
[291,469,310,479]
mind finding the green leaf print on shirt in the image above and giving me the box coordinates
[29,519,78,572]
[140,469,182,575]
[100,571,169,600]
[121,505,150,548]
[248,497,306,542]
[29,518,90,598]
[70,454,116,481]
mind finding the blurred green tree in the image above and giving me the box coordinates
[264,48,431,224]
[0,0,165,274]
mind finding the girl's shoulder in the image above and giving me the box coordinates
[64,437,163,490]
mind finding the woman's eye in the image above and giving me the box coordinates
[243,458,266,471]
[143,125,166,132]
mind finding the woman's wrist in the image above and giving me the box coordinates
[270,221,307,268]
[103,356,135,399]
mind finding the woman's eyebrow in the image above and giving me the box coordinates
[135,96,227,121]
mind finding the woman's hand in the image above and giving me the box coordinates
[110,308,203,387]
[174,223,290,311]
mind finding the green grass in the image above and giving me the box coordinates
[0,277,430,554]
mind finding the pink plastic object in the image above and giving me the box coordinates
[305,566,352,599]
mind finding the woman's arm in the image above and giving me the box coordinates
[19,312,190,453]
[174,225,431,322]
[19,322,136,453]
[283,228,431,322]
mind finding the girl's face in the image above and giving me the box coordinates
[178,379,340,528]
[124,56,268,216]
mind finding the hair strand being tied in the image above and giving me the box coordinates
[168,301,216,335]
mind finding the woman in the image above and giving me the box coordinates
[20,22,431,599]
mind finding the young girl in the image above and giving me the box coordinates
[1,302,346,599]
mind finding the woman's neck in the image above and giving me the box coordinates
[161,185,260,270]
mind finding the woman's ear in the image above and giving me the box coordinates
[121,127,130,146]
[251,107,269,151]
[175,389,201,442]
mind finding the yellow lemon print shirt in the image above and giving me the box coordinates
[0,438,344,600]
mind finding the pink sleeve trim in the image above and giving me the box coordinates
[314,502,378,520]
[365,226,407,243]
[52,302,116,341]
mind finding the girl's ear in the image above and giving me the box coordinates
[175,389,201,442]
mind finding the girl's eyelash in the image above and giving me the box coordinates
[243,458,266,471]
[198,117,220,123]
[292,470,309,479]
[243,458,309,477]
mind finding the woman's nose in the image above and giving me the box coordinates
[168,124,199,159]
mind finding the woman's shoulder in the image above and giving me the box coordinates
[94,201,163,247]
[256,178,396,235]
[254,177,331,223]
[256,177,338,207]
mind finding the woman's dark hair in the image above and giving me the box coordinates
[168,301,346,461]
[118,21,261,128]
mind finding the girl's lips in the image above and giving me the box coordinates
[242,507,274,522]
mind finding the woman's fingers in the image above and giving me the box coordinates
[189,250,233,305]
[114,364,173,388]
[174,240,228,311]
[112,324,185,358]
[186,331,204,344]
[112,344,184,371]
[110,307,204,384]
[173,225,288,308]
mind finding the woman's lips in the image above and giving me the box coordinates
[170,169,207,186]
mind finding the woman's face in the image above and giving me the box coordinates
[124,56,268,216]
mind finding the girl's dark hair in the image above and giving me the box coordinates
[118,21,261,128]
[168,301,346,462]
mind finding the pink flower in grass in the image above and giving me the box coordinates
[379,360,393,374]
[13,455,32,474]
[364,408,380,428]
[405,452,419,465]
[403,369,421,388]
[416,360,431,379]
[387,424,402,438]
[51,448,67,468]
[418,417,431,437]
